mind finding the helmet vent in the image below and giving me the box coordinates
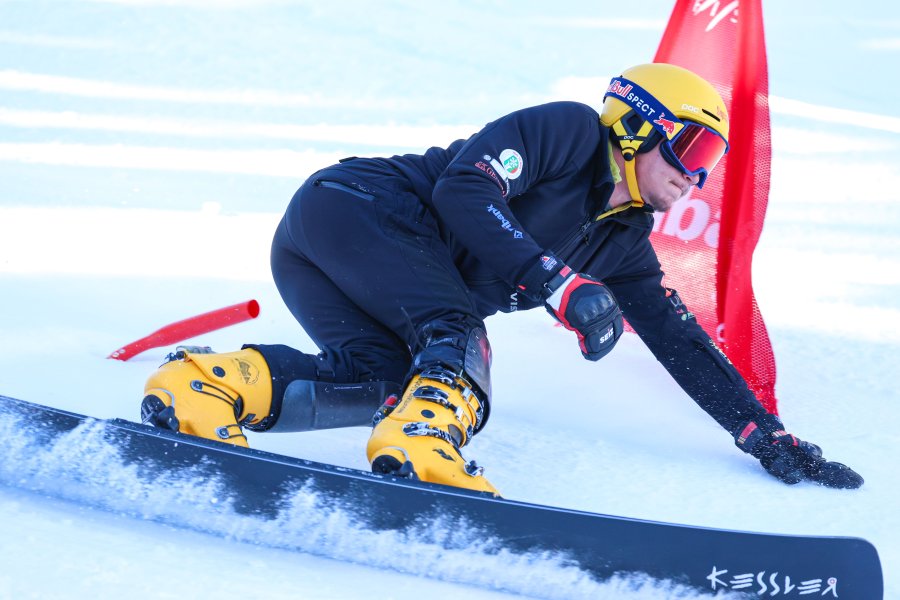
[702,108,721,122]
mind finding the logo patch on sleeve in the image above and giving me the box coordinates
[499,149,523,180]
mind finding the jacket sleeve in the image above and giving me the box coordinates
[603,244,769,434]
[431,102,600,286]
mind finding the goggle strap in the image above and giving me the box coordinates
[605,76,684,140]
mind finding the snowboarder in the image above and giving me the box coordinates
[141,63,863,494]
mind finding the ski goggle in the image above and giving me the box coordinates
[604,76,729,188]
[659,121,729,189]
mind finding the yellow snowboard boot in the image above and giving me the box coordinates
[367,365,499,495]
[141,347,275,447]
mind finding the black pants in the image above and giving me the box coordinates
[268,163,484,388]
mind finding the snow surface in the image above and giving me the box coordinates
[1,1,899,598]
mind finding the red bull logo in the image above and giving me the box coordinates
[606,79,633,97]
[653,113,678,137]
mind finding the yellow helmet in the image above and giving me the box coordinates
[602,63,729,141]
[601,63,730,201]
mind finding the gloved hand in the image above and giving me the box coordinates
[734,413,863,489]
[543,268,624,361]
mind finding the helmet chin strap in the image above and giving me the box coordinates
[611,119,657,208]
[622,155,645,206]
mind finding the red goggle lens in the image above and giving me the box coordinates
[669,122,729,176]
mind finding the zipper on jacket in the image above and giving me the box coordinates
[580,219,592,244]
[553,218,592,258]
[315,179,376,202]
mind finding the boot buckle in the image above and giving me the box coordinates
[464,460,485,478]
[412,385,450,404]
[418,366,456,387]
[402,421,459,449]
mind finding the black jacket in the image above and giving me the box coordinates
[363,101,767,433]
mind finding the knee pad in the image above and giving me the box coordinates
[264,379,401,433]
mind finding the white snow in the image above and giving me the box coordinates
[1,1,898,598]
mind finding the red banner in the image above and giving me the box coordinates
[651,0,777,412]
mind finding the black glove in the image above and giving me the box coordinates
[734,414,863,489]
[544,269,624,361]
